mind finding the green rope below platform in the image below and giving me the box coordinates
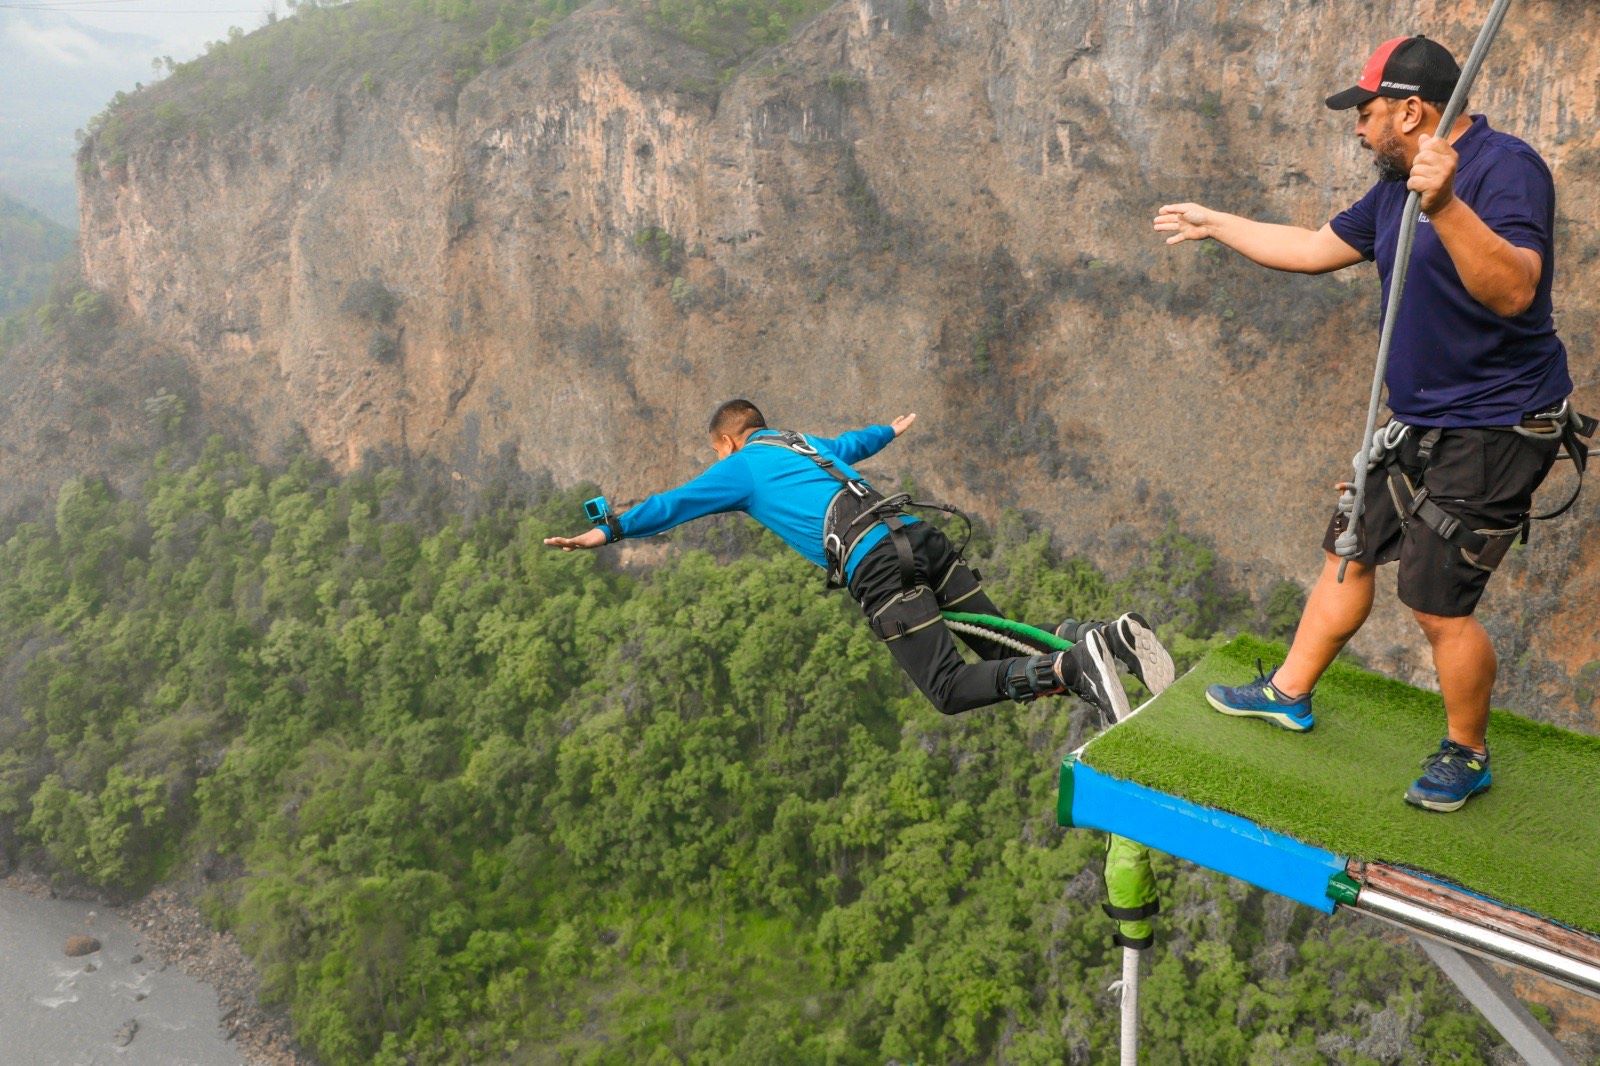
[940,611,1069,652]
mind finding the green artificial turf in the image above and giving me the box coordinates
[1080,635,1600,937]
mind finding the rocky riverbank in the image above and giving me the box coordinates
[123,887,309,1065]
[4,873,309,1064]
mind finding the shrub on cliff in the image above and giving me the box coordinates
[640,0,834,62]
[341,275,401,325]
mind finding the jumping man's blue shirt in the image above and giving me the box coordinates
[611,425,915,582]
[1329,115,1571,427]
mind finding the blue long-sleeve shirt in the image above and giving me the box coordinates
[613,425,915,582]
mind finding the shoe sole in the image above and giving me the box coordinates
[1114,613,1175,695]
[1083,629,1132,724]
[1204,690,1314,732]
[1405,780,1490,813]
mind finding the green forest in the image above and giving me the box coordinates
[0,194,73,317]
[0,434,1513,1063]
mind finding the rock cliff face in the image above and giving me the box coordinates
[72,0,1600,721]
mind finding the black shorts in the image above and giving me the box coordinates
[1322,426,1560,618]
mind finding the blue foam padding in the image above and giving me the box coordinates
[1060,756,1346,914]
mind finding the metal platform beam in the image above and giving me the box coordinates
[1341,864,1600,1000]
[1417,939,1577,1066]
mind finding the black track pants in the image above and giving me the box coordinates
[848,522,1041,714]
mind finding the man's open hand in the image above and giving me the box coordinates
[544,528,608,551]
[891,413,917,436]
[1154,203,1216,244]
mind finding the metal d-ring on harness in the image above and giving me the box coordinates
[749,430,972,592]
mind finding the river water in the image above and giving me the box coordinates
[0,885,242,1064]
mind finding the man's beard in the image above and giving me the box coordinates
[1368,129,1408,182]
[1373,150,1408,182]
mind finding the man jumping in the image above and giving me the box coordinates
[1155,35,1573,811]
[545,399,1174,721]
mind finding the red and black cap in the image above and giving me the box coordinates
[1325,35,1461,110]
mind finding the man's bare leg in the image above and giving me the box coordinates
[1271,553,1376,697]
[1412,611,1494,752]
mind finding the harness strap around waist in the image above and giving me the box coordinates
[1375,406,1600,539]
[751,430,916,591]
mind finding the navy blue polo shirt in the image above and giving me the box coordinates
[1330,115,1570,427]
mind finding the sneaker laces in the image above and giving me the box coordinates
[1247,659,1309,702]
[1419,742,1485,788]
[1244,657,1279,694]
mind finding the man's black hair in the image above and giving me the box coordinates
[708,399,767,437]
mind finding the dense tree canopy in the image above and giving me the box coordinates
[0,440,1504,1063]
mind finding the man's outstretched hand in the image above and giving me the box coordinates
[544,528,609,551]
[891,413,917,436]
[1153,202,1216,244]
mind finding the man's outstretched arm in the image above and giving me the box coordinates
[818,412,917,465]
[1155,204,1364,275]
[544,459,753,551]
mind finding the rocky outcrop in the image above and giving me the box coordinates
[70,0,1600,721]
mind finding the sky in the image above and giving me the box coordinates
[2,0,271,61]
[0,0,283,222]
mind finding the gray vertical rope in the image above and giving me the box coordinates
[1333,0,1517,581]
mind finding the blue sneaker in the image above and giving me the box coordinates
[1405,739,1491,812]
[1204,659,1314,731]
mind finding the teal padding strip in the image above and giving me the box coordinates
[940,611,1068,651]
[1061,758,1346,914]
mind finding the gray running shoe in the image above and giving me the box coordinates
[1056,613,1175,696]
[1056,626,1131,725]
[1105,612,1175,695]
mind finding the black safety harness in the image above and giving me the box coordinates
[749,430,970,593]
[1361,400,1597,564]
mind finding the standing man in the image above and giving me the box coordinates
[545,399,1174,721]
[1153,35,1572,811]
